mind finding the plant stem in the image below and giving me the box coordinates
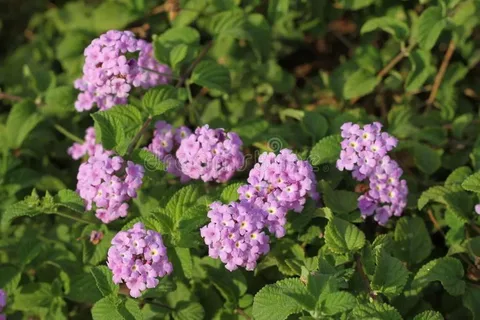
[427,40,456,107]
[126,117,152,157]
[235,308,252,320]
[355,253,377,300]
[175,41,214,88]
[55,210,97,225]
[0,92,23,102]
[140,67,180,80]
[54,124,84,143]
[376,49,409,79]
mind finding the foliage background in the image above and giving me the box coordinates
[1,0,480,319]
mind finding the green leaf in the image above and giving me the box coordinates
[90,266,118,297]
[44,86,76,115]
[253,278,311,320]
[464,284,480,320]
[0,264,22,293]
[142,86,185,116]
[67,272,103,304]
[173,301,205,320]
[170,44,189,71]
[191,60,231,94]
[325,216,366,254]
[91,295,137,320]
[55,189,85,213]
[91,104,144,155]
[343,69,380,99]
[165,185,203,224]
[154,27,200,65]
[415,6,447,50]
[131,149,166,173]
[418,186,450,210]
[445,166,472,189]
[202,261,247,304]
[6,100,43,148]
[371,250,409,298]
[12,283,53,311]
[413,310,445,320]
[321,181,358,214]
[413,143,442,175]
[337,0,375,10]
[220,182,244,203]
[352,302,402,320]
[322,291,356,315]
[411,257,465,296]
[361,17,409,41]
[93,2,137,33]
[310,135,342,165]
[303,112,328,141]
[245,14,272,61]
[406,50,432,92]
[462,171,480,193]
[394,216,433,264]
[209,10,247,38]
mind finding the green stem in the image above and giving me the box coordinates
[126,117,153,157]
[54,124,84,144]
[140,67,180,80]
[55,210,97,224]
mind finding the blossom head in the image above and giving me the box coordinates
[76,149,144,223]
[238,149,319,238]
[146,121,191,182]
[200,201,270,271]
[68,127,103,160]
[74,30,170,112]
[107,223,172,298]
[176,125,244,183]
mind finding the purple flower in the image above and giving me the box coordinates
[146,121,191,182]
[337,122,407,225]
[90,230,104,245]
[176,125,244,183]
[476,204,480,215]
[76,149,144,223]
[200,201,270,271]
[68,127,103,160]
[74,30,171,112]
[238,149,319,238]
[0,289,6,312]
[107,223,172,298]
[336,122,397,178]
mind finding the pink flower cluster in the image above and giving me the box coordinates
[74,30,170,112]
[107,223,172,298]
[0,289,6,320]
[76,149,144,223]
[201,149,319,271]
[200,201,270,271]
[336,122,408,225]
[176,125,244,182]
[68,127,103,160]
[238,149,319,238]
[146,121,191,182]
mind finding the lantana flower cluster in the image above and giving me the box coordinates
[76,149,144,223]
[68,127,103,160]
[0,289,6,320]
[200,201,270,271]
[201,149,318,271]
[238,149,319,238]
[336,122,408,225]
[74,30,170,112]
[176,125,244,183]
[107,223,172,298]
[146,121,191,182]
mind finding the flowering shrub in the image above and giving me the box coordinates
[1,1,480,320]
